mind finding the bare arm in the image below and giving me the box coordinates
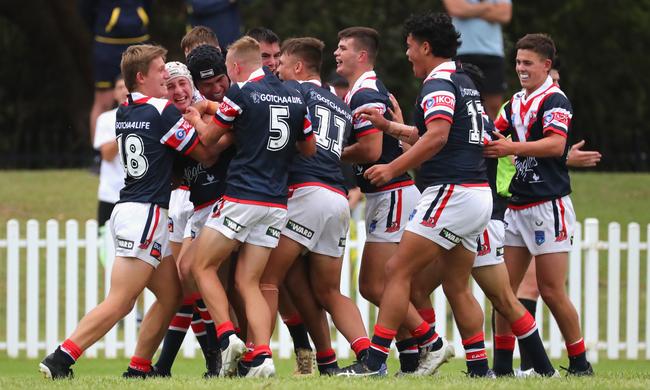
[364,119,451,187]
[297,136,317,157]
[442,0,493,19]
[341,132,382,164]
[484,131,567,159]
[99,140,118,161]
[357,107,419,145]
[481,1,512,24]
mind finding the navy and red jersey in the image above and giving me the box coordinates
[482,120,508,221]
[494,75,573,206]
[284,79,352,195]
[414,61,488,188]
[116,92,199,208]
[214,67,313,207]
[179,146,236,210]
[344,71,413,193]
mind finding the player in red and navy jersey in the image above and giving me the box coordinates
[39,44,217,379]
[335,26,439,375]
[485,33,593,376]
[338,13,493,377]
[259,37,373,375]
[184,36,315,378]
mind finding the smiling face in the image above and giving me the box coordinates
[334,37,361,79]
[516,49,552,95]
[196,74,229,102]
[260,41,281,72]
[406,34,429,78]
[140,56,168,98]
[165,76,193,111]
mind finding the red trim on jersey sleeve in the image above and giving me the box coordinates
[222,196,287,209]
[543,127,568,138]
[304,133,315,142]
[182,136,200,156]
[212,115,233,128]
[424,113,453,125]
[355,128,381,138]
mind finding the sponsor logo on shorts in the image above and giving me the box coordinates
[439,228,461,244]
[496,246,505,257]
[286,219,314,239]
[369,219,378,233]
[150,242,162,260]
[223,216,244,233]
[168,217,174,233]
[116,237,134,250]
[477,243,490,256]
[535,220,543,227]
[535,230,545,245]
[338,237,346,247]
[266,226,281,239]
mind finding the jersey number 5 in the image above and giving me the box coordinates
[267,105,290,151]
[117,133,149,179]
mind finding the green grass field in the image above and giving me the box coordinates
[1,170,650,387]
[0,357,649,389]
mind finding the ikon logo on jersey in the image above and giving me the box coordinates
[219,101,238,117]
[433,95,455,108]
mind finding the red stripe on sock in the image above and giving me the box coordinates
[129,356,152,372]
[410,321,429,338]
[494,335,516,350]
[251,344,272,358]
[282,313,303,326]
[351,337,370,355]
[566,338,586,357]
[191,292,202,301]
[465,349,487,361]
[197,308,212,322]
[61,339,83,361]
[181,295,195,305]
[417,308,436,325]
[462,331,484,346]
[216,321,235,338]
[370,343,390,354]
[511,311,536,337]
[170,315,192,329]
[316,348,336,359]
[241,350,254,363]
[191,321,206,333]
[374,324,397,340]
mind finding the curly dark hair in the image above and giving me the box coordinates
[403,12,460,59]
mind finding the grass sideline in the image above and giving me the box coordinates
[1,357,650,389]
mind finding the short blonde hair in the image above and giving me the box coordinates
[120,44,168,91]
[227,36,262,68]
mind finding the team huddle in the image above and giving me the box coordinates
[39,12,594,380]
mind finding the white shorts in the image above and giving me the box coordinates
[504,195,576,256]
[168,188,193,243]
[110,202,171,268]
[204,197,287,248]
[282,185,350,258]
[365,185,420,243]
[183,203,214,240]
[474,219,505,268]
[406,184,492,252]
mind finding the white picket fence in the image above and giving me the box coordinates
[1,217,649,362]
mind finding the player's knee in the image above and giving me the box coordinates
[538,283,564,304]
[359,280,380,305]
[410,286,431,308]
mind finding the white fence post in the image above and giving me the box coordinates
[65,220,79,337]
[85,220,99,357]
[26,220,40,357]
[46,220,60,353]
[606,222,621,359]
[626,223,640,359]
[6,220,20,357]
[584,218,599,362]
[569,222,582,319]
[646,224,650,360]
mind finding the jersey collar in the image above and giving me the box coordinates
[238,67,266,87]
[521,75,554,102]
[423,61,456,83]
[127,92,150,105]
[345,70,376,104]
[298,79,322,87]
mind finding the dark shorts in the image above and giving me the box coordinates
[456,54,507,94]
[97,200,116,227]
[93,41,132,89]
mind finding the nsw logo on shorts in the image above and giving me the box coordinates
[439,228,461,244]
[535,230,545,245]
[223,216,244,233]
[369,219,378,233]
[286,220,314,239]
[150,242,162,260]
[168,217,174,233]
[266,226,281,239]
[116,237,134,250]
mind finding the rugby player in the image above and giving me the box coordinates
[338,13,493,377]
[185,36,316,378]
[39,44,217,379]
